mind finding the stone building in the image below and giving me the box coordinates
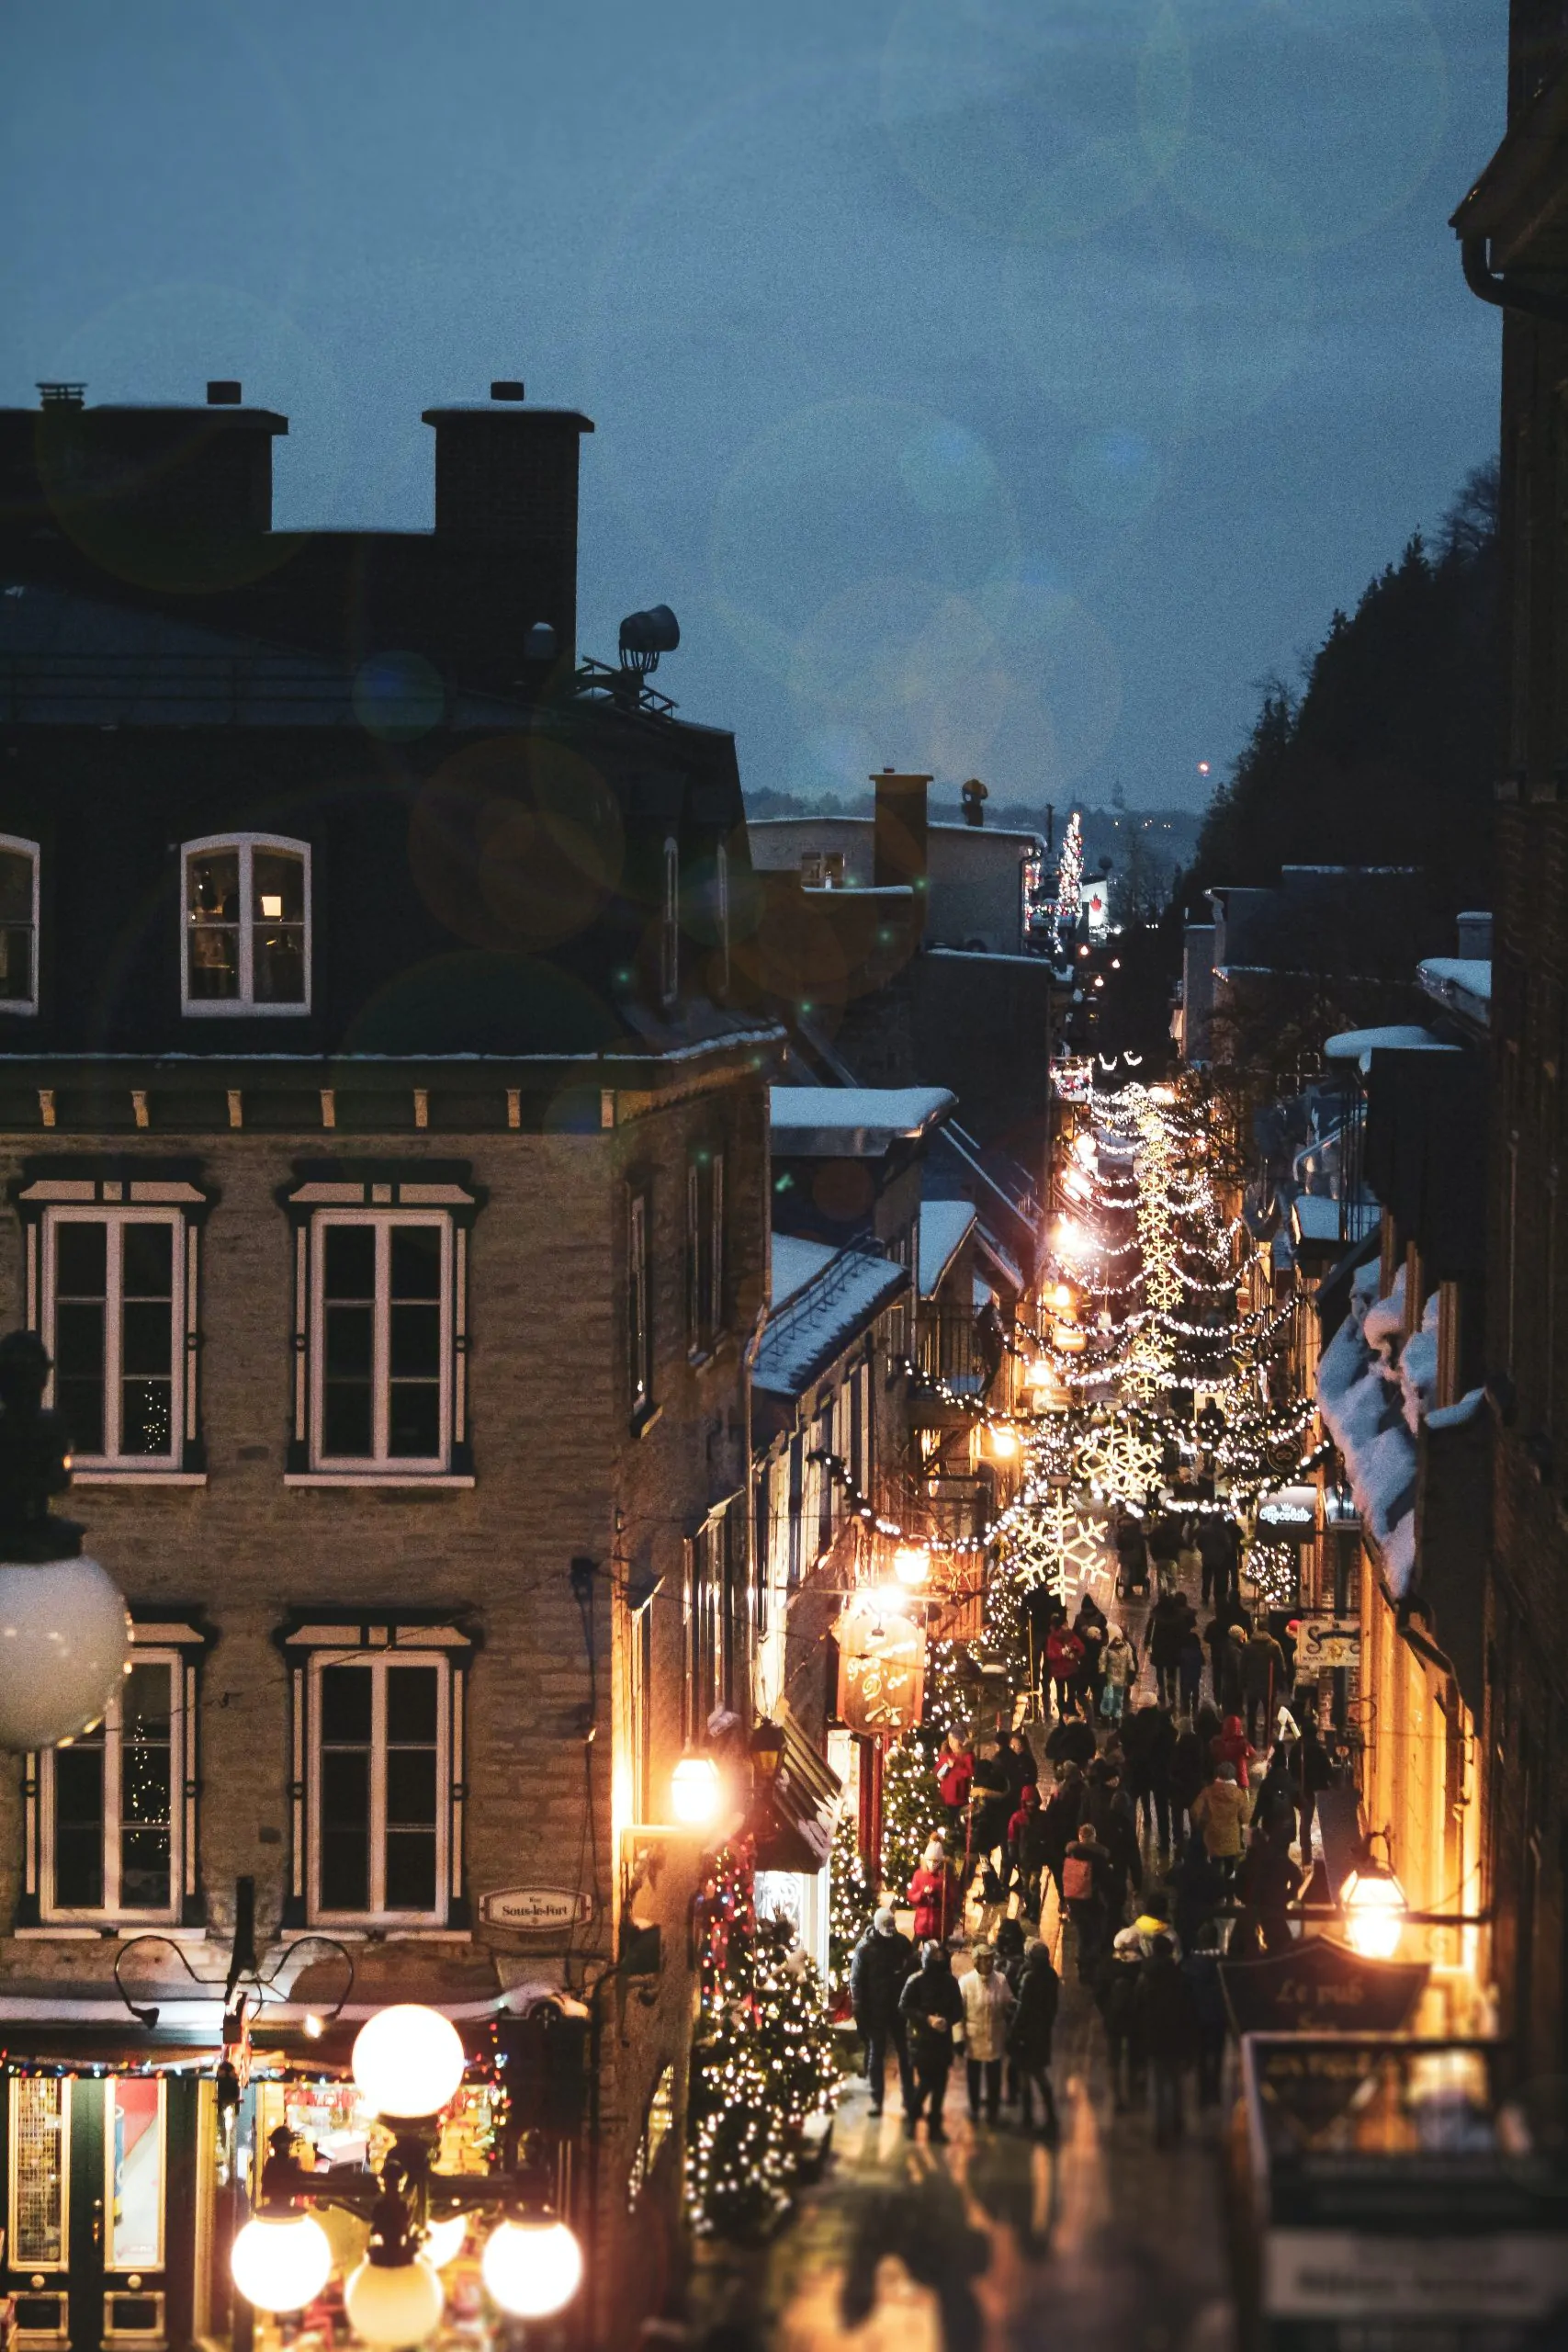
[0,379,777,2349]
[1452,3,1568,2078]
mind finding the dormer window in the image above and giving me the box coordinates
[183,834,310,1014]
[0,835,39,1014]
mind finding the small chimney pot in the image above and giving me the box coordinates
[207,380,243,405]
[491,379,525,401]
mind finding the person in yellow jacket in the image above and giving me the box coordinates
[1190,1761,1250,1883]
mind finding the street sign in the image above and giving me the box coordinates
[479,1887,593,1933]
[836,1611,926,1735]
[1298,1615,1360,1670]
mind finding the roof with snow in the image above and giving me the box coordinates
[755,1239,908,1398]
[919,1200,977,1296]
[1323,1024,1460,1074]
[769,1085,955,1158]
[1290,1194,1381,1248]
[1417,957,1492,1028]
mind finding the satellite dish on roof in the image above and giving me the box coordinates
[618,605,680,675]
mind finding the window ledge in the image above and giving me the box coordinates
[72,1471,209,1487]
[180,1002,311,1019]
[12,1926,207,1942]
[301,1927,473,1942]
[284,1473,476,1489]
[631,1404,663,1442]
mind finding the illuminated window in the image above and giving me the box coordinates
[183,833,309,1013]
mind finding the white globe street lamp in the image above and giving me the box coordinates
[344,2252,445,2347]
[0,1332,129,1752]
[229,2211,333,2313]
[352,2003,466,2120]
[481,2214,584,2318]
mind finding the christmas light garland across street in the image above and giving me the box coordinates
[231,2002,584,2333]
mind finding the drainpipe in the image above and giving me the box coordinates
[1461,236,1568,324]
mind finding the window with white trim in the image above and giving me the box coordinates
[275,1614,478,1932]
[0,834,39,1014]
[182,832,310,1013]
[23,1616,214,1930]
[44,1209,185,1467]
[281,1165,482,1483]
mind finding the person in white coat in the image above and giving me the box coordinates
[960,1943,1015,2125]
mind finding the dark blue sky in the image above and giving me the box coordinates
[2,0,1502,812]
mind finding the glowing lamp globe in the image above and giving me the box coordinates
[987,1427,1019,1462]
[351,2004,465,2120]
[230,2211,333,2312]
[344,2254,444,2347]
[422,2213,468,2269]
[892,1545,928,1588]
[481,2217,583,2318]
[0,1556,130,1751]
[1341,1861,1407,1961]
[671,1751,721,1828]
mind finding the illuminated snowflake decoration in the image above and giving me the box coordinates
[1072,1414,1165,1511]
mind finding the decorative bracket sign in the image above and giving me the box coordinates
[1297,1616,1361,1671]
[479,1887,593,1933]
[836,1611,927,1736]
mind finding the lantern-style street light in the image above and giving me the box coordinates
[1341,1833,1409,1961]
[0,1331,129,1751]
[230,2002,584,2338]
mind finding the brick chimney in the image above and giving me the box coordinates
[422,387,594,674]
[873,768,931,929]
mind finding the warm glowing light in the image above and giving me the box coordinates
[1063,1168,1090,1202]
[671,1751,722,1828]
[1198,760,1211,775]
[0,1555,130,1752]
[1111,957,1121,969]
[987,1427,1020,1461]
[481,2217,584,2319]
[1072,1134,1096,1169]
[892,1545,929,1588]
[302,2012,324,2040]
[231,2213,333,2313]
[344,2255,444,2346]
[352,2004,466,2120]
[1025,1357,1054,1389]
[259,894,285,920]
[1053,1323,1088,1355]
[1147,1084,1177,1104]
[423,2213,468,2269]
[1052,1283,1073,1310]
[1341,1861,1406,1960]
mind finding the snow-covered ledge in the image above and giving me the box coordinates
[1315,1261,1485,1597]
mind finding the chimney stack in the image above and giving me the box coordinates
[873,768,931,928]
[423,387,594,675]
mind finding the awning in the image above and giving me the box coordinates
[751,1712,842,1875]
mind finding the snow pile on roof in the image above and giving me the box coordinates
[1315,1265,1418,1593]
[755,1242,908,1396]
[1399,1291,1440,1433]
[770,1086,955,1154]
[1322,1024,1456,1074]
[919,1200,976,1296]
[1427,1386,1486,1431]
[1417,956,1492,1007]
[771,1233,839,1309]
[1291,1193,1379,1246]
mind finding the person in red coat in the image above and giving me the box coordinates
[935,1732,974,1816]
[1211,1713,1257,1790]
[1045,1623,1085,1717]
[908,1836,958,1944]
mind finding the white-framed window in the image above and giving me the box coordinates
[42,1208,186,1468]
[23,1615,213,1930]
[281,1166,481,1484]
[660,837,679,1007]
[39,1652,180,1924]
[0,833,39,1014]
[276,1615,476,1932]
[182,832,310,1014]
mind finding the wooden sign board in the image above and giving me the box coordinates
[1297,1616,1361,1671]
[837,1612,927,1736]
[479,1887,593,1933]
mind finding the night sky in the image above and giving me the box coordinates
[2,0,1503,813]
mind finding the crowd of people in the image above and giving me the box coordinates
[849,1512,1342,2152]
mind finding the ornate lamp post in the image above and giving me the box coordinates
[230,2002,583,2341]
[0,1330,129,1750]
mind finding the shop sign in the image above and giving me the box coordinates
[1298,1615,1360,1670]
[1258,1484,1317,1528]
[479,1886,593,1932]
[1265,2229,1568,2323]
[1222,1935,1427,2038]
[837,1611,926,1735]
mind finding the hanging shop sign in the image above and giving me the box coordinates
[1258,1484,1317,1529]
[479,1887,594,1933]
[836,1612,927,1736]
[1221,1935,1427,2038]
[1297,1615,1361,1671]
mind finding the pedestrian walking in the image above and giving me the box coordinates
[1168,1720,1207,1848]
[1243,1623,1287,1747]
[1100,1623,1138,1723]
[1135,1932,1201,2146]
[1177,1625,1205,1722]
[1190,1761,1249,1884]
[966,1741,1011,1890]
[1177,1518,1203,1593]
[1039,1762,1084,1903]
[850,1905,915,2118]
[1074,1594,1108,1714]
[1063,1820,1115,1979]
[1008,1941,1062,2139]
[1234,1814,1302,1957]
[1295,1716,1334,1861]
[1095,1928,1146,2112]
[909,1836,959,1944]
[1149,1591,1194,1710]
[935,1730,975,1822]
[1122,1697,1177,1856]
[1168,1829,1226,1953]
[1180,1921,1230,2108]
[1115,1510,1150,1599]
[1211,1712,1257,1788]
[1045,1621,1085,1717]
[1006,1783,1041,1905]
[960,1943,1014,2124]
[1082,1756,1143,1914]
[1044,1709,1097,1769]
[1198,1516,1235,1608]
[898,1941,964,2142]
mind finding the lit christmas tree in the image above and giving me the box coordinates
[880,1733,947,1906]
[827,1804,874,1995]
[753,1914,839,2132]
